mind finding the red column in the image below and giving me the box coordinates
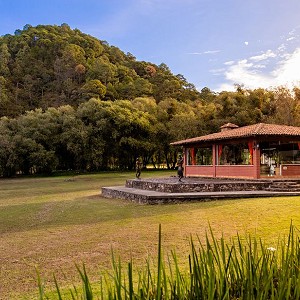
[191,147,195,165]
[183,147,187,177]
[252,140,260,179]
[248,141,253,164]
[212,144,217,177]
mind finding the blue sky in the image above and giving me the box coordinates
[1,0,300,92]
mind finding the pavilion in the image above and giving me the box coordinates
[171,123,300,179]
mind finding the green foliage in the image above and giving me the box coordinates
[81,79,106,99]
[0,24,201,115]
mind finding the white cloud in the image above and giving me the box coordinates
[215,48,300,92]
[244,41,249,46]
[272,48,300,84]
[253,64,266,69]
[287,37,295,41]
[224,60,235,66]
[203,50,221,54]
[188,50,220,55]
[249,50,276,62]
[278,44,286,52]
[287,27,299,39]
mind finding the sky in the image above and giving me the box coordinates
[1,0,300,92]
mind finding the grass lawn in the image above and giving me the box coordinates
[1,170,300,299]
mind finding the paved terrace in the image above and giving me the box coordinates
[101,177,300,204]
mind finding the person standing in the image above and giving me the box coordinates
[135,157,142,179]
[177,154,184,182]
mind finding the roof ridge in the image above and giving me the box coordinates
[253,122,264,134]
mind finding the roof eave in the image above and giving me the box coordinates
[171,133,300,146]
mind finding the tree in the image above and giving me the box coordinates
[81,79,106,100]
[267,87,300,126]
[0,118,16,177]
[87,56,117,85]
[0,76,11,116]
[0,43,11,76]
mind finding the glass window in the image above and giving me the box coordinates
[195,147,212,165]
[260,142,300,165]
[219,143,251,165]
[187,147,212,165]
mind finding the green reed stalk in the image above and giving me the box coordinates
[75,264,93,300]
[156,223,162,300]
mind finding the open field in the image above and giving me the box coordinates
[1,171,300,299]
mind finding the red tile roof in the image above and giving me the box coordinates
[171,123,300,145]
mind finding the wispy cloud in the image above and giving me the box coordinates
[224,61,234,66]
[287,37,295,41]
[188,50,221,55]
[272,48,300,82]
[215,27,300,92]
[204,50,221,54]
[216,47,300,91]
[249,50,276,62]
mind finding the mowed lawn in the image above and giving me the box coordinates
[1,171,300,299]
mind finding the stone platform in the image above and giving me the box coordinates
[101,176,300,204]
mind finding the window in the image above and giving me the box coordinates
[219,143,251,165]
[195,147,212,165]
[187,147,212,165]
[260,142,300,165]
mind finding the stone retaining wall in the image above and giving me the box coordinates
[101,187,149,203]
[126,179,271,193]
[102,177,300,204]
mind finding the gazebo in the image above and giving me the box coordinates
[171,123,300,179]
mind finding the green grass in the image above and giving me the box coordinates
[1,171,300,299]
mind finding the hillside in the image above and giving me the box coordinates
[0,23,200,117]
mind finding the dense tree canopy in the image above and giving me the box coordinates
[0,24,300,177]
[0,24,202,116]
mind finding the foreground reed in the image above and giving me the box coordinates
[39,224,300,299]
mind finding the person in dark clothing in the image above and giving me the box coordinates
[177,155,184,182]
[135,157,142,179]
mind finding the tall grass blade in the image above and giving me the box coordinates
[36,268,47,300]
[75,264,93,300]
[53,274,63,300]
[156,223,162,300]
[128,261,133,300]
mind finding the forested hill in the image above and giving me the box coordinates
[0,23,200,117]
[0,24,300,177]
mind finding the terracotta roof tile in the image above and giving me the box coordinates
[171,123,300,145]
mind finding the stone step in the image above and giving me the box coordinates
[126,178,269,193]
[269,181,300,185]
[102,186,300,204]
[268,182,300,191]
[266,187,300,192]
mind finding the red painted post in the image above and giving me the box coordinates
[183,147,187,177]
[212,144,217,177]
[252,140,261,179]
